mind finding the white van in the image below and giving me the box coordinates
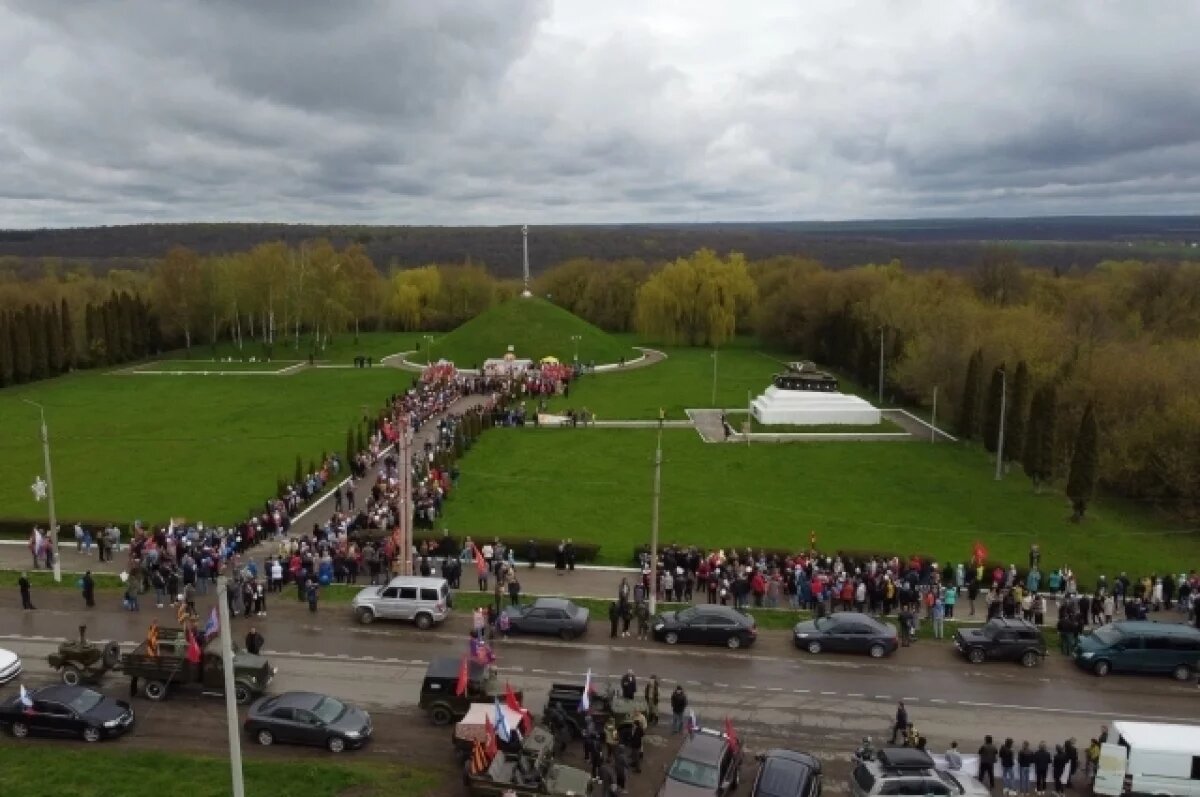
[351,576,451,629]
[1093,721,1200,796]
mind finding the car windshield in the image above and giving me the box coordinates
[1091,626,1124,646]
[67,690,104,714]
[676,608,699,624]
[311,696,347,724]
[668,757,720,789]
[935,770,966,795]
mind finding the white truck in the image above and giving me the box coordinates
[1093,721,1200,796]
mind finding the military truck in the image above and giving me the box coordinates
[543,681,648,738]
[121,627,275,704]
[462,720,594,797]
[420,656,522,726]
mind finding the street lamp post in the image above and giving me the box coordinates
[570,335,581,363]
[711,348,719,406]
[878,327,886,406]
[423,335,435,365]
[647,417,664,617]
[994,367,1007,481]
[24,399,61,583]
[216,575,246,797]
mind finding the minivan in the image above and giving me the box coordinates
[352,576,451,629]
[1074,620,1200,681]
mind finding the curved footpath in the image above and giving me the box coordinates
[383,346,666,374]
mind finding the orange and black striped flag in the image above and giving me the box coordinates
[470,740,488,774]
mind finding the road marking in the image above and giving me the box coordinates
[819,691,837,696]
[743,686,757,691]
[846,692,864,698]
[766,687,783,692]
[930,698,947,704]
[902,697,919,701]
[793,689,810,694]
[954,700,1200,724]
[714,682,729,688]
[875,695,891,700]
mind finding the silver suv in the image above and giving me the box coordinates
[850,748,989,797]
[352,576,450,629]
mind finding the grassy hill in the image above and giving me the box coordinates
[430,298,636,367]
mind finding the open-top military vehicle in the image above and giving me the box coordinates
[461,718,594,797]
[420,657,523,726]
[543,680,648,738]
[47,626,122,686]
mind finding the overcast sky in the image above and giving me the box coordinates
[2,0,1198,228]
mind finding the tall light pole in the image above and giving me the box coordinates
[877,327,886,406]
[570,334,581,364]
[931,385,939,443]
[994,367,1007,481]
[711,348,719,406]
[423,335,435,365]
[520,225,532,298]
[647,416,664,617]
[215,575,246,797]
[24,399,61,583]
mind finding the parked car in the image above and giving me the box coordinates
[0,647,21,684]
[502,597,589,640]
[850,747,989,797]
[245,691,372,753]
[0,684,134,742]
[352,576,451,629]
[653,605,758,649]
[1074,620,1200,680]
[954,618,1046,667]
[751,749,822,797]
[659,727,744,796]
[793,613,898,658]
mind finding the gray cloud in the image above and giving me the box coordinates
[1,0,1199,227]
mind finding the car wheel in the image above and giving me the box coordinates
[61,664,83,686]
[414,613,433,630]
[11,721,29,739]
[560,628,577,641]
[1021,650,1041,668]
[806,640,822,654]
[356,608,375,625]
[664,631,679,645]
[1093,660,1111,677]
[1172,664,1192,682]
[429,705,453,726]
[727,636,742,650]
[967,647,986,664]
[144,680,167,701]
[234,685,252,705]
[82,726,101,743]
[869,643,887,659]
[256,729,274,746]
[328,736,346,753]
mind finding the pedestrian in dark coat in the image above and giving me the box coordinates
[890,701,908,743]
[19,572,34,610]
[306,581,319,612]
[245,627,264,655]
[620,670,637,699]
[81,571,95,608]
[608,601,619,638]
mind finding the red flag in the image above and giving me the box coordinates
[724,716,739,755]
[504,681,521,713]
[484,715,498,758]
[972,541,988,566]
[472,543,487,575]
[185,627,202,665]
[454,655,469,697]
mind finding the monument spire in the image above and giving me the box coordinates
[521,224,532,298]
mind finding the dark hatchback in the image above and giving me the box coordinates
[653,605,758,649]
[0,685,134,742]
[752,749,822,797]
[954,618,1046,667]
[501,597,590,640]
[793,613,898,658]
[245,691,372,752]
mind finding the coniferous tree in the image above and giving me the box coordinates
[102,298,118,364]
[117,292,135,362]
[983,363,1006,454]
[13,308,32,382]
[0,313,12,387]
[1066,401,1098,522]
[46,302,64,374]
[60,298,75,371]
[85,303,104,365]
[29,305,49,380]
[1004,361,1030,464]
[956,348,984,439]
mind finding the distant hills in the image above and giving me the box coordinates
[1,216,1197,277]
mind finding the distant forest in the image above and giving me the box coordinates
[1,216,1198,278]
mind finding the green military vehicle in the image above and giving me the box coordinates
[462,721,594,797]
[121,627,275,704]
[47,626,122,685]
[421,657,522,726]
[543,681,648,738]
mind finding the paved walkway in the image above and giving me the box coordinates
[384,347,667,375]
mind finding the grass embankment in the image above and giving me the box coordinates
[438,428,1198,584]
[0,366,409,525]
[432,298,635,367]
[0,747,438,797]
[166,330,423,364]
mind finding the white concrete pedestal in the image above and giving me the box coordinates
[751,386,881,425]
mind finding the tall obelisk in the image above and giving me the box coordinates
[521,224,532,297]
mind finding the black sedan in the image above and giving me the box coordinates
[752,749,823,797]
[502,597,590,639]
[793,612,898,658]
[0,685,134,742]
[653,605,758,649]
[245,691,371,752]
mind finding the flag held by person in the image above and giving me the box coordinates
[185,626,202,665]
[494,697,511,743]
[505,682,532,734]
[686,709,699,735]
[470,739,488,774]
[454,655,469,697]
[18,684,34,714]
[472,542,487,575]
[484,715,498,758]
[724,716,740,754]
[203,607,219,641]
[146,622,160,657]
[579,668,592,712]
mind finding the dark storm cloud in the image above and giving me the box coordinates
[1,0,1198,226]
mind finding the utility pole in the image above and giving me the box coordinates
[215,575,246,797]
[520,225,532,298]
[570,335,581,364]
[994,367,1007,481]
[423,335,434,365]
[711,348,718,406]
[931,386,938,443]
[24,400,61,583]
[878,327,885,406]
[399,423,413,575]
[648,418,663,617]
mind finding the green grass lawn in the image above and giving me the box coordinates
[538,338,788,420]
[0,747,438,797]
[170,330,423,364]
[440,428,1200,585]
[432,298,635,367]
[0,367,409,525]
[126,359,303,373]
